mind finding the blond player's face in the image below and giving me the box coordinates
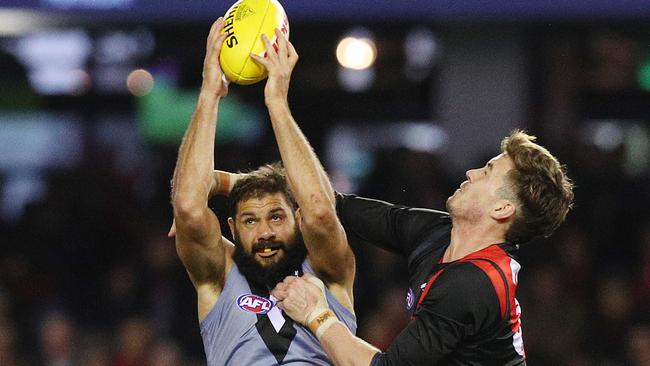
[447,153,515,220]
[232,193,298,266]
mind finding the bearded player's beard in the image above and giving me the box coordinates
[232,226,308,290]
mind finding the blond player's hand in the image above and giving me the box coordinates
[202,17,230,98]
[272,273,329,326]
[249,28,298,106]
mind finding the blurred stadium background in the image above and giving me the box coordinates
[1,1,650,365]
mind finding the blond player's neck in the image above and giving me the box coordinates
[445,222,506,262]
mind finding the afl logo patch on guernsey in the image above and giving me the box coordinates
[237,294,274,314]
[406,288,415,310]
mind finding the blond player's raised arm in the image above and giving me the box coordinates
[171,17,233,322]
[251,30,355,311]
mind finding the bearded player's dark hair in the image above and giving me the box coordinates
[229,162,297,218]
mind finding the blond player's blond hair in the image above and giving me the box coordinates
[500,130,574,243]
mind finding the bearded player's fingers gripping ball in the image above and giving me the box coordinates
[219,0,290,85]
[203,17,229,96]
[250,29,298,73]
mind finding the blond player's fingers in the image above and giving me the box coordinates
[271,287,287,301]
[275,300,286,311]
[282,275,298,285]
[274,281,286,292]
[302,273,325,290]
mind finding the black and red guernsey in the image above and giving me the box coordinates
[336,193,526,366]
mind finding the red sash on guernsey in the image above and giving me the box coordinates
[414,244,522,335]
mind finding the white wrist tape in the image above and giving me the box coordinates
[307,309,339,340]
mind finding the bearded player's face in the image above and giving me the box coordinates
[229,192,307,288]
[229,192,302,265]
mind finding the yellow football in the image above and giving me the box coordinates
[219,0,289,85]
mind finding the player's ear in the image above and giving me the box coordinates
[227,217,236,238]
[490,200,516,221]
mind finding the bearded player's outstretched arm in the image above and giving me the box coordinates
[251,31,355,310]
[171,18,233,322]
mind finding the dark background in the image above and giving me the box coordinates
[1,2,650,365]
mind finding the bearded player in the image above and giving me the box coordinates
[171,18,355,365]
